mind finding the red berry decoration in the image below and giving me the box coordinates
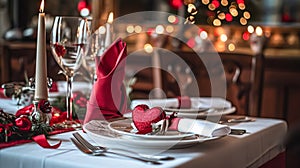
[15,115,32,131]
[54,43,66,57]
[132,105,166,134]
[38,100,52,113]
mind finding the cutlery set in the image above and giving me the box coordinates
[71,116,255,164]
[71,132,174,165]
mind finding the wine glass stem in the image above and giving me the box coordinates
[66,75,73,120]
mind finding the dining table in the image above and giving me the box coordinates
[0,97,287,168]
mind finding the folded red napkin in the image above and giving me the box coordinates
[84,38,127,124]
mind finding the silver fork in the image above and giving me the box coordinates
[70,137,162,165]
[72,132,174,161]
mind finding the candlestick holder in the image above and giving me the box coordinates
[30,77,53,125]
[31,100,52,125]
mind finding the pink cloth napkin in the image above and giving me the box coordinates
[84,38,127,124]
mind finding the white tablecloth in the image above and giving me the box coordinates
[0,117,287,168]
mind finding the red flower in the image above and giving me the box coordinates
[15,104,34,117]
[0,127,3,133]
[54,43,66,57]
[15,116,32,131]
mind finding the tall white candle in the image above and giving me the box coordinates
[34,0,48,100]
[104,12,113,48]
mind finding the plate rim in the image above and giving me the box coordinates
[83,120,219,149]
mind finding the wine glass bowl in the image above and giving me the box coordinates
[50,16,90,128]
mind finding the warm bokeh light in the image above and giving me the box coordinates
[98,26,106,34]
[213,19,222,26]
[200,31,208,39]
[255,26,263,36]
[80,8,90,17]
[243,11,251,19]
[134,25,142,33]
[202,0,210,5]
[218,12,226,20]
[240,17,247,25]
[166,25,174,33]
[229,8,238,17]
[187,4,197,15]
[220,34,228,42]
[247,25,254,33]
[144,43,153,53]
[168,15,177,23]
[155,25,164,34]
[221,0,228,6]
[126,25,134,33]
[228,43,235,51]
[238,3,246,10]
[208,4,216,11]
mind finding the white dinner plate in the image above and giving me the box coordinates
[108,119,194,140]
[83,120,219,150]
[123,107,236,119]
[165,107,236,118]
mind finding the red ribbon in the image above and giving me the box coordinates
[32,134,62,149]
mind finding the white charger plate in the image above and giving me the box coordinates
[83,120,219,150]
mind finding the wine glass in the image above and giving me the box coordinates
[82,27,105,83]
[50,16,90,128]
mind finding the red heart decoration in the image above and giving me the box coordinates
[132,104,166,134]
